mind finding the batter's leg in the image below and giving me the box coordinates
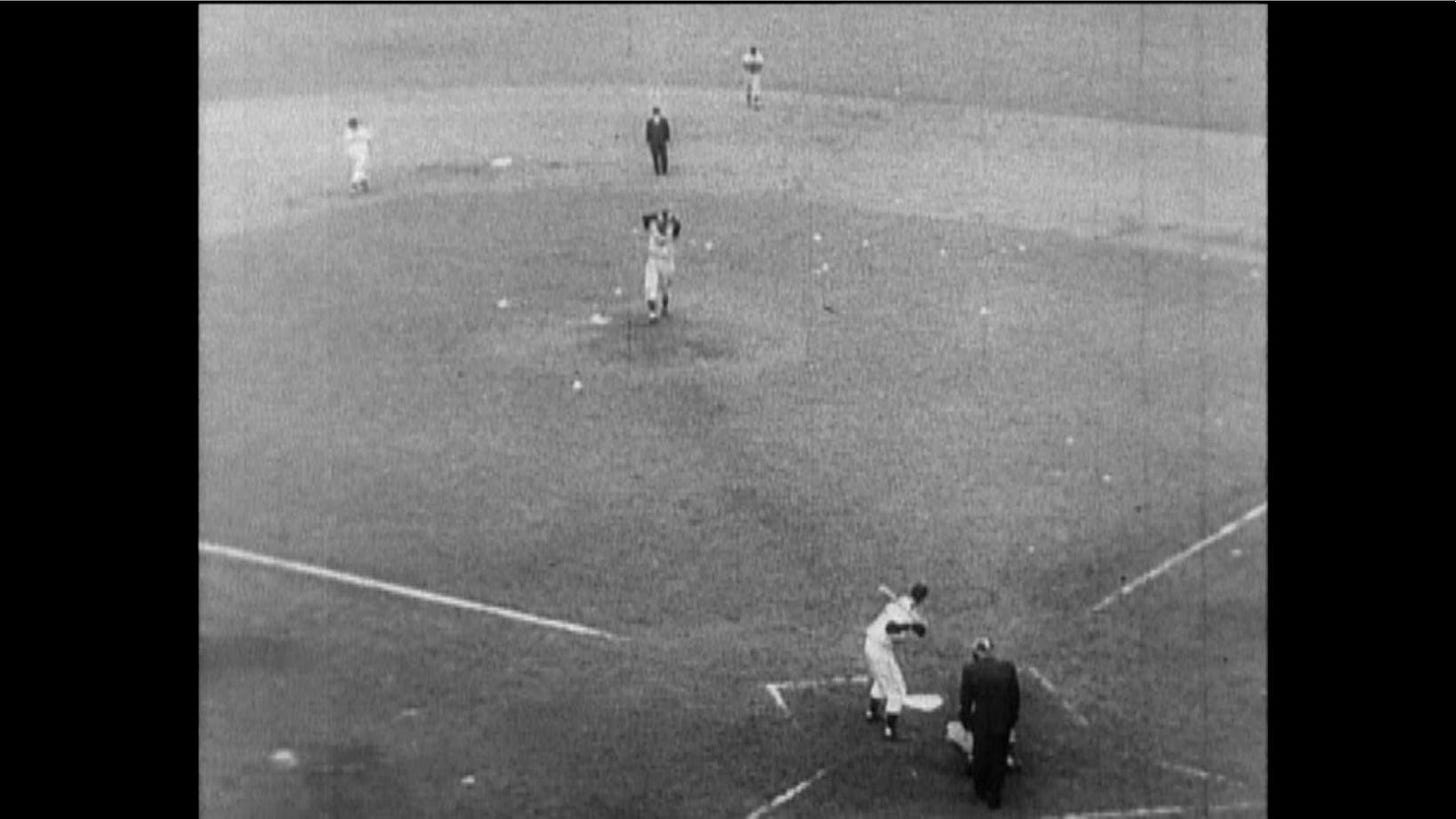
[644,260,661,321]
[882,656,908,740]
[351,156,370,193]
[865,694,884,723]
[864,646,888,722]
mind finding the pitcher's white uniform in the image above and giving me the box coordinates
[344,119,373,193]
[742,47,764,109]
[642,211,681,322]
[864,593,926,721]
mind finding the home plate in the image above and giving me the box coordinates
[490,157,513,168]
[902,693,944,712]
[588,313,611,325]
[269,749,299,770]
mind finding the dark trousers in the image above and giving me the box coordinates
[971,730,1011,807]
[650,143,668,175]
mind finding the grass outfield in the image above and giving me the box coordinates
[201,7,1265,817]
[201,5,1265,135]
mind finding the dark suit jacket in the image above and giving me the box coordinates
[646,116,670,147]
[960,657,1020,735]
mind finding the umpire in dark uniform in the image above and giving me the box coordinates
[960,637,1021,809]
[646,106,670,176]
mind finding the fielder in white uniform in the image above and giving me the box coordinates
[642,209,681,323]
[344,117,373,194]
[742,46,764,109]
[864,582,929,740]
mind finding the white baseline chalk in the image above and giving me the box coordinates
[1041,801,1265,819]
[764,684,789,715]
[199,541,623,641]
[1091,502,1267,613]
[1155,760,1244,788]
[772,674,871,692]
[746,768,830,819]
[761,674,871,717]
[1026,665,1090,728]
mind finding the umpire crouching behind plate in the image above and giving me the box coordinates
[959,637,1021,809]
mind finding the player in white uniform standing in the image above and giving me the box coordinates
[864,582,929,740]
[742,46,764,109]
[642,209,681,323]
[343,117,373,194]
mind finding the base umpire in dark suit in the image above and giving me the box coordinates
[960,637,1021,809]
[646,106,670,176]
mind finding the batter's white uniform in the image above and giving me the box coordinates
[742,49,764,108]
[344,122,373,191]
[642,213,680,321]
[864,595,926,716]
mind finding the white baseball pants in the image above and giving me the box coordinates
[348,148,370,185]
[644,257,673,306]
[864,637,907,715]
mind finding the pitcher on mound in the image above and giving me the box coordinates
[642,209,681,323]
[864,582,929,740]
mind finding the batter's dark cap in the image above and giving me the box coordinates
[910,582,928,602]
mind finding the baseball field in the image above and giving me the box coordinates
[199,5,1267,817]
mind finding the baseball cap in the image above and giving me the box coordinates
[972,637,994,654]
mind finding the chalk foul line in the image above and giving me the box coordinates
[1041,801,1265,819]
[199,541,623,641]
[1025,665,1091,728]
[1155,760,1245,788]
[1091,501,1267,613]
[746,767,831,819]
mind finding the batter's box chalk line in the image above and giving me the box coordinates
[747,676,868,816]
[762,674,871,716]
